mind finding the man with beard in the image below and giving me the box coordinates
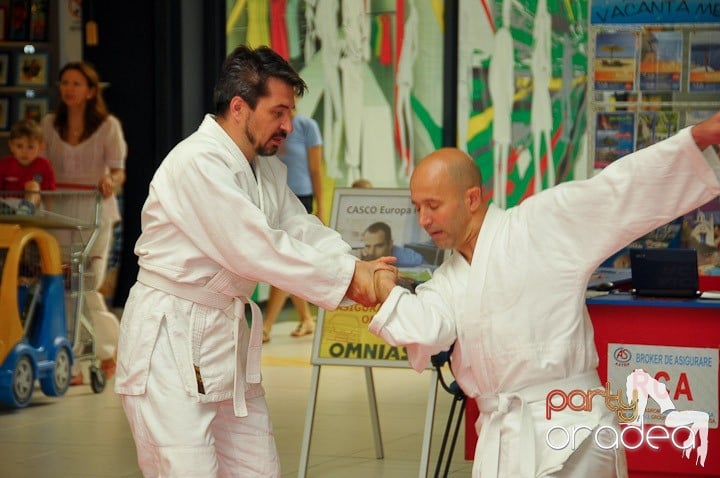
[115,45,396,477]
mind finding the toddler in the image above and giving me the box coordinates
[0,118,56,213]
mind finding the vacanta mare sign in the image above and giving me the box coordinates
[591,0,720,24]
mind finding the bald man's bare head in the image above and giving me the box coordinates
[410,148,486,261]
[412,147,482,193]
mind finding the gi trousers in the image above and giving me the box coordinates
[120,322,280,477]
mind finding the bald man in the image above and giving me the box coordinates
[370,113,720,477]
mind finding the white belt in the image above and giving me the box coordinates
[137,268,263,418]
[474,371,600,477]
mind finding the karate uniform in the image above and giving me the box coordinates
[370,127,720,477]
[116,115,357,477]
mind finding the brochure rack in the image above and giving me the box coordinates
[587,0,720,173]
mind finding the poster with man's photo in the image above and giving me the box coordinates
[311,188,446,368]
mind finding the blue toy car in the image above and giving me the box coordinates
[0,225,73,408]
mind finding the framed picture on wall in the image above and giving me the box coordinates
[28,0,47,42]
[0,53,9,85]
[0,7,8,41]
[0,97,10,131]
[17,96,47,123]
[15,52,47,86]
[8,0,30,41]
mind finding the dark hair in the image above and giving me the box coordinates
[10,118,43,142]
[213,45,307,115]
[365,222,393,242]
[52,61,109,142]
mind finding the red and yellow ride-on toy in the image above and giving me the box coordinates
[0,224,73,408]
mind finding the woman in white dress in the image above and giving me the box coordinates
[41,62,127,384]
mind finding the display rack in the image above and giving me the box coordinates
[0,0,56,149]
[587,0,720,173]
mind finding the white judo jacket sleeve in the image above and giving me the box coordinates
[136,115,357,310]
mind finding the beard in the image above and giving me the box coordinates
[245,124,287,156]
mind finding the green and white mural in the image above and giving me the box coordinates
[459,0,589,208]
[226,0,589,213]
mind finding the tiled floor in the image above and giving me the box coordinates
[0,305,473,477]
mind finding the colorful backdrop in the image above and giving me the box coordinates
[225,0,590,218]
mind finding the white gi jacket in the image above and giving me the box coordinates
[115,115,357,417]
[370,127,720,477]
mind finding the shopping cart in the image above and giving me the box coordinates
[0,190,104,408]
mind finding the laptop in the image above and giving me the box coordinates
[629,248,700,298]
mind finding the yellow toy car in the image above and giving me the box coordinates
[0,225,73,408]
